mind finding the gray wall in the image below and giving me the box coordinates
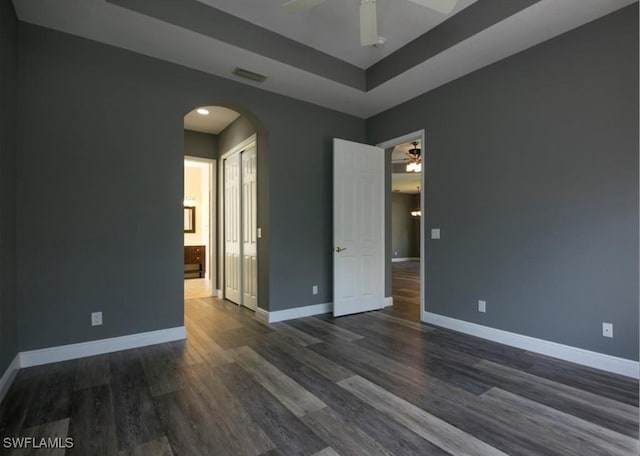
[391,193,420,259]
[0,0,18,375]
[218,116,256,156]
[184,130,218,160]
[368,4,639,360]
[16,23,364,351]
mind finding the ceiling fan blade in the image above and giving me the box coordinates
[406,0,457,14]
[281,0,327,13]
[360,0,378,46]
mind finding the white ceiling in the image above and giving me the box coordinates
[184,106,240,134]
[392,173,421,194]
[195,0,477,69]
[12,0,636,118]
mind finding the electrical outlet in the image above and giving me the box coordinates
[478,300,486,313]
[91,312,103,326]
[602,322,613,338]
[394,251,398,257]
[257,227,262,238]
[312,285,318,295]
[431,228,441,239]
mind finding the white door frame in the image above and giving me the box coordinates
[219,134,258,306]
[184,155,216,296]
[376,129,426,323]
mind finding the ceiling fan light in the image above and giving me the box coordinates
[406,162,415,172]
[415,163,422,173]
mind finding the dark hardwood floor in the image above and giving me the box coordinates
[0,288,638,455]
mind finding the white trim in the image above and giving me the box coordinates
[220,134,257,161]
[255,302,333,323]
[383,297,394,308]
[422,312,639,379]
[0,354,21,404]
[391,257,420,263]
[254,307,269,323]
[215,289,222,298]
[219,133,259,309]
[376,130,424,150]
[20,326,186,368]
[185,155,216,296]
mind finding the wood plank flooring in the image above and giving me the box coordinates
[0,265,638,455]
[390,260,421,321]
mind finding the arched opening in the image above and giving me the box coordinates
[182,103,265,320]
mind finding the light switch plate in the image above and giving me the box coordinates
[257,228,262,238]
[431,228,441,239]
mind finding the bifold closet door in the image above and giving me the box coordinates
[242,146,258,310]
[224,153,241,304]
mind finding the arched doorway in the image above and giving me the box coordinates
[182,104,262,312]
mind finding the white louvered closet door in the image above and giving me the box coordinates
[242,146,258,310]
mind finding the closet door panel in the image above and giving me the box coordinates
[224,153,242,304]
[242,146,258,310]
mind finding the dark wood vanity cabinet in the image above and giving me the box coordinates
[184,245,205,279]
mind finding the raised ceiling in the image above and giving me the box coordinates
[184,106,240,135]
[194,0,478,69]
[12,0,636,118]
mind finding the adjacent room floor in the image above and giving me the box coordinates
[0,295,637,455]
[390,260,420,321]
[184,278,213,300]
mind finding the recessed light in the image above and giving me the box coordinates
[196,108,209,115]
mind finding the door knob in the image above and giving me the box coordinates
[335,246,347,253]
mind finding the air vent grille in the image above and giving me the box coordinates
[233,67,268,83]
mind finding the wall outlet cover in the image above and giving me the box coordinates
[478,300,486,313]
[431,228,441,239]
[602,322,613,338]
[312,285,318,295]
[91,311,103,326]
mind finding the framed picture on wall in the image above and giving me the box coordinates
[184,206,196,233]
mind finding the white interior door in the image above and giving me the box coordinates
[333,138,384,317]
[224,153,242,304]
[242,146,258,310]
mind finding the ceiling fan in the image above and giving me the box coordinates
[281,0,458,46]
[405,141,422,173]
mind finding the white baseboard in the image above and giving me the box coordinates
[256,298,395,323]
[20,326,186,368]
[254,307,269,323]
[422,312,639,379]
[391,257,420,263]
[216,289,222,298]
[0,354,21,404]
[256,302,333,323]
